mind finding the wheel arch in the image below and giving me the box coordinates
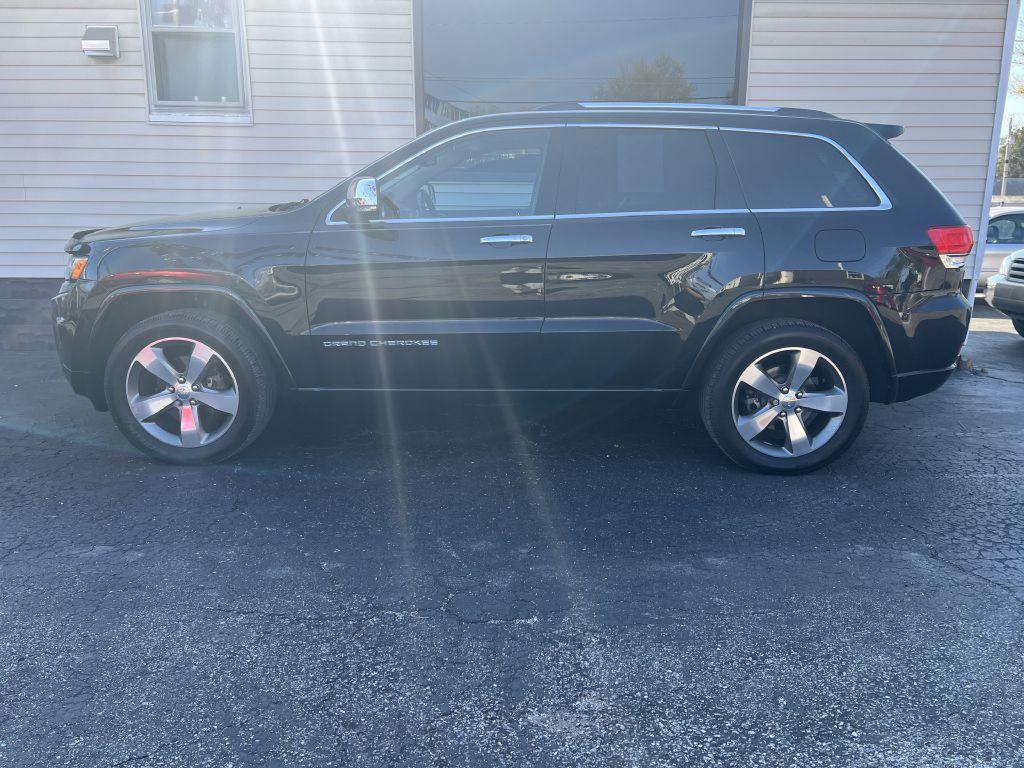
[87,285,295,410]
[684,289,898,403]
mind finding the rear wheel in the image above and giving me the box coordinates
[700,319,869,474]
[1013,319,1024,338]
[104,310,276,464]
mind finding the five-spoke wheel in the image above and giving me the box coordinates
[700,319,869,474]
[125,337,240,448]
[105,310,276,464]
[732,347,848,458]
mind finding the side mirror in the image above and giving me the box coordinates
[345,176,379,217]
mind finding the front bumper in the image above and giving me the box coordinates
[985,274,1024,319]
[52,280,105,408]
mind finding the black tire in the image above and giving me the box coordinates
[1013,319,1024,339]
[699,319,869,474]
[104,310,277,464]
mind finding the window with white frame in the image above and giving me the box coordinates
[140,0,251,122]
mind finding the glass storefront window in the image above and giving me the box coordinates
[418,0,745,130]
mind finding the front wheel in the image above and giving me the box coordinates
[104,310,277,464]
[700,319,869,474]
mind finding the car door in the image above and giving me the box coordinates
[542,124,764,389]
[306,125,562,389]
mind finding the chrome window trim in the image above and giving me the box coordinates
[720,126,892,212]
[325,123,564,226]
[326,123,892,226]
[556,209,747,220]
[366,214,552,225]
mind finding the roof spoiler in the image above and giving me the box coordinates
[867,122,904,140]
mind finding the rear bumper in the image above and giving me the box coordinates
[986,274,1024,319]
[877,289,969,403]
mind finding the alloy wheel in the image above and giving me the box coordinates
[730,346,849,458]
[124,337,240,448]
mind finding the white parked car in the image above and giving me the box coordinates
[982,206,1024,288]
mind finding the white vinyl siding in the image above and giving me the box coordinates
[0,1,1013,279]
[746,0,1012,275]
[0,0,416,277]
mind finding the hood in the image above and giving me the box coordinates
[65,204,300,252]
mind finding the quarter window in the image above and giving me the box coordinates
[723,131,880,210]
[571,128,717,214]
[140,0,251,122]
[378,129,552,219]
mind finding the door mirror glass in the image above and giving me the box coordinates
[346,176,379,217]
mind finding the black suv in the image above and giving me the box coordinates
[52,103,974,473]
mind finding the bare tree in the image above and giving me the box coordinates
[593,55,696,102]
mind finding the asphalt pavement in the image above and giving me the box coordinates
[1,304,1023,767]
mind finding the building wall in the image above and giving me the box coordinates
[0,1,1015,280]
[745,0,1014,274]
[0,0,416,278]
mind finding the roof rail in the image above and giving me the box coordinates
[533,101,835,119]
[535,101,778,113]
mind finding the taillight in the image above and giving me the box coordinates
[926,226,974,269]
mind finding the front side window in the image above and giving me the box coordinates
[723,131,881,210]
[987,214,1024,244]
[141,0,251,122]
[571,127,717,214]
[378,129,552,220]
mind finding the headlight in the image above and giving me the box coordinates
[65,255,88,281]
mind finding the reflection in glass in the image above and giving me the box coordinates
[574,128,717,214]
[151,0,234,28]
[153,30,240,103]
[145,0,243,108]
[420,0,742,129]
[380,129,551,219]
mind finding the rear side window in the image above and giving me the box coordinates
[723,131,880,210]
[572,127,717,214]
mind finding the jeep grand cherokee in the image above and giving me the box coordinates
[52,103,974,473]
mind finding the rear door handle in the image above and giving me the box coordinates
[691,227,746,239]
[481,234,533,246]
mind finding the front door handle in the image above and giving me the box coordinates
[691,227,746,239]
[481,234,533,247]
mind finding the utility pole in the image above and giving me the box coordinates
[1001,115,1014,200]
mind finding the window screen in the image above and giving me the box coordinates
[723,131,880,210]
[573,128,717,214]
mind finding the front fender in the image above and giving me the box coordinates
[90,284,299,389]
